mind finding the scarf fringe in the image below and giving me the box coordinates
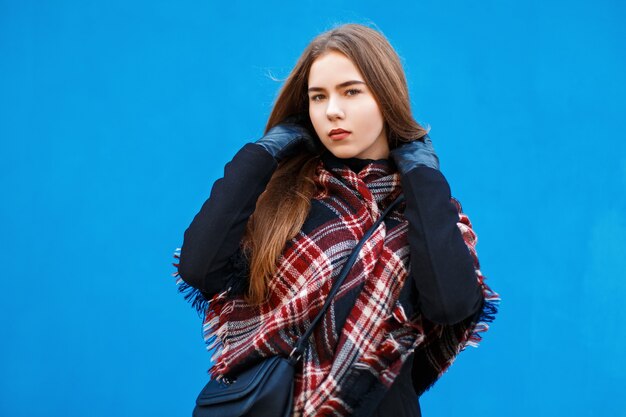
[171,247,230,380]
[171,248,209,317]
[412,268,500,398]
[203,291,232,381]
[451,198,501,350]
[464,269,500,349]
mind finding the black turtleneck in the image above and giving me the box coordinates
[321,151,385,173]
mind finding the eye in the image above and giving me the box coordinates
[345,88,362,97]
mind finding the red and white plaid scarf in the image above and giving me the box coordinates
[173,156,499,416]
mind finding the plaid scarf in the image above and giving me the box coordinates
[173,154,499,416]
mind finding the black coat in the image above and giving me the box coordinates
[177,143,484,417]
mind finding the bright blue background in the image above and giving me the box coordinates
[1,1,625,416]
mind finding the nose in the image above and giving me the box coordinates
[326,96,344,120]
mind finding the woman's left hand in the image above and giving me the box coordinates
[390,135,440,173]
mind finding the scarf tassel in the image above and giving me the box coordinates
[203,294,231,380]
[465,270,500,349]
[171,248,209,317]
[171,247,231,378]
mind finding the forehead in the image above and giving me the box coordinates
[308,51,364,86]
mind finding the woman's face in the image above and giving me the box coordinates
[307,51,389,160]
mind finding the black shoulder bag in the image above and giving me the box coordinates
[192,195,405,417]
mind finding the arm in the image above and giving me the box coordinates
[391,135,483,325]
[401,165,483,325]
[177,143,277,296]
[177,117,318,298]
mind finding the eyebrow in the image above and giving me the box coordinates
[307,80,366,93]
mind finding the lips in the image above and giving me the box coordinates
[329,128,351,141]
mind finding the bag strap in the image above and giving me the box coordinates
[288,194,405,364]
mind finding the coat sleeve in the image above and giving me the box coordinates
[176,143,277,297]
[400,165,484,325]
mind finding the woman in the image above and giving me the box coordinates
[173,23,499,417]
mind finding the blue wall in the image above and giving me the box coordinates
[1,1,625,416]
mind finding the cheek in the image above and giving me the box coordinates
[358,100,384,131]
[309,107,325,135]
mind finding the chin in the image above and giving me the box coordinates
[328,148,359,159]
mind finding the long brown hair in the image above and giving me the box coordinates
[242,23,429,305]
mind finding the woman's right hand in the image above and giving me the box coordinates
[255,115,318,162]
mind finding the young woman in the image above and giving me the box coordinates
[173,23,499,417]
